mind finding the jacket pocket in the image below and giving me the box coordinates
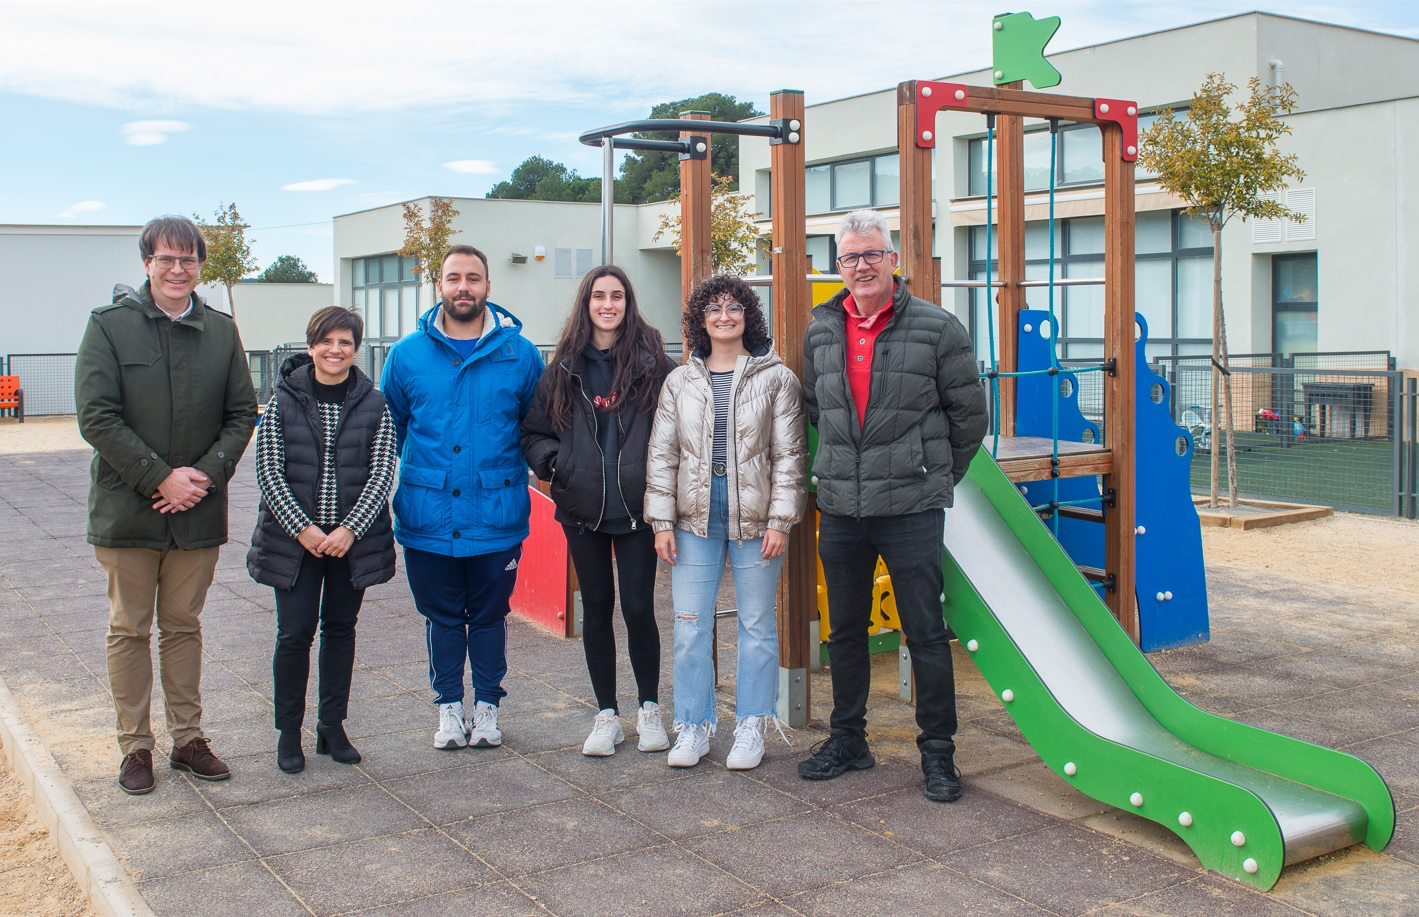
[393,463,448,533]
[478,467,530,532]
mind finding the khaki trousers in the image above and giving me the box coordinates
[96,546,219,754]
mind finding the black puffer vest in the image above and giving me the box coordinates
[247,354,396,590]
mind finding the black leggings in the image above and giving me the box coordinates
[273,553,365,731]
[562,525,660,713]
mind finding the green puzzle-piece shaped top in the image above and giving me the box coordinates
[993,11,1062,89]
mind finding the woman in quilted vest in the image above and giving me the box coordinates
[247,307,397,774]
[644,275,807,770]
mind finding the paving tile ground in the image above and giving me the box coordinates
[0,447,1415,916]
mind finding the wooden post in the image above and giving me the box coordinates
[770,90,813,727]
[678,111,713,302]
[995,90,1027,436]
[897,82,936,304]
[1102,122,1139,640]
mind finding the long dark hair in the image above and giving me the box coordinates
[544,265,667,430]
[683,274,771,357]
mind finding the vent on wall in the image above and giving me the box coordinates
[1252,188,1316,243]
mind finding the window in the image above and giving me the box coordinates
[968,114,1163,196]
[1272,254,1318,356]
[803,153,900,214]
[966,209,1215,362]
[351,254,421,340]
[554,247,595,279]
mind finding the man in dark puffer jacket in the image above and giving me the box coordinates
[798,209,988,803]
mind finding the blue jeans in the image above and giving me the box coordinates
[404,545,520,707]
[671,475,783,728]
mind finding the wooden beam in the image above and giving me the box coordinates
[1101,120,1139,641]
[678,110,713,303]
[897,81,936,303]
[995,85,1026,437]
[769,90,814,724]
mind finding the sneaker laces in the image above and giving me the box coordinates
[730,717,764,754]
[673,721,710,749]
[439,705,462,734]
[473,703,497,731]
[591,710,619,736]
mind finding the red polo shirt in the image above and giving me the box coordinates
[843,286,895,429]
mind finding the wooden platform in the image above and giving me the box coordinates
[989,435,1113,482]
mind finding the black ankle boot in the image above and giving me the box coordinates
[277,728,305,774]
[315,721,361,764]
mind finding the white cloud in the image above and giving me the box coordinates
[121,119,189,145]
[282,178,356,192]
[443,160,499,175]
[56,199,107,219]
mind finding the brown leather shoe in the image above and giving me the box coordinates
[118,749,155,795]
[169,737,231,781]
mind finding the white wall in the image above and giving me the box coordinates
[217,282,336,352]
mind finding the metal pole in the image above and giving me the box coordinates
[601,138,615,266]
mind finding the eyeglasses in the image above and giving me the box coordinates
[150,255,201,271]
[706,304,745,316]
[837,249,891,268]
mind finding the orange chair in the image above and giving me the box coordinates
[0,375,24,423]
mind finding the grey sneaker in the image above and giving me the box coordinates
[434,702,468,750]
[468,701,502,748]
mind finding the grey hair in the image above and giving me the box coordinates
[835,210,893,251]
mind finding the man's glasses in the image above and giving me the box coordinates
[837,249,890,268]
[150,255,201,271]
[706,304,745,316]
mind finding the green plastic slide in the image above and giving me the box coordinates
[941,453,1394,889]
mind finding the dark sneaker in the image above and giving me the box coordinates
[118,749,155,795]
[798,734,875,780]
[169,737,231,781]
[922,752,963,802]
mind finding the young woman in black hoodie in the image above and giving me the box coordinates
[521,265,676,756]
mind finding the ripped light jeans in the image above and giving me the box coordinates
[671,474,783,729]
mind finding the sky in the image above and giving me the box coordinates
[3,1,1417,282]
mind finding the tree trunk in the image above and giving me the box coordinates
[1211,225,1238,508]
[1209,229,1221,508]
[225,282,237,320]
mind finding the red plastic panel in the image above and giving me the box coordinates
[914,81,971,148]
[1094,98,1139,161]
[510,486,571,636]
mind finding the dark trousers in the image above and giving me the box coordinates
[273,554,364,731]
[562,524,660,713]
[404,545,520,707]
[818,508,957,755]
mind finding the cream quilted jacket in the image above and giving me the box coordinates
[644,348,807,540]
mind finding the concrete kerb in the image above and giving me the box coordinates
[0,670,154,917]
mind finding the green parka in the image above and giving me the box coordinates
[75,282,258,550]
[802,278,988,518]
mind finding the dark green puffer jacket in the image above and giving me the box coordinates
[802,278,987,518]
[75,282,258,550]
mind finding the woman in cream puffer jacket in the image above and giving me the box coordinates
[645,274,807,773]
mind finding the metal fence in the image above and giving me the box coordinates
[1402,376,1419,519]
[5,353,77,417]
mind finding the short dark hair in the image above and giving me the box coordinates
[140,215,207,262]
[441,244,488,276]
[683,274,771,356]
[306,306,364,350]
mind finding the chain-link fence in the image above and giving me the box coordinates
[1162,362,1402,514]
[6,354,77,417]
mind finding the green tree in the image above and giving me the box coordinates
[256,255,318,283]
[195,202,259,318]
[654,174,765,276]
[619,93,763,203]
[486,156,615,203]
[1140,73,1305,509]
[398,197,462,289]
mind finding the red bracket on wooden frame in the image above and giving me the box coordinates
[1094,98,1139,161]
[914,81,970,148]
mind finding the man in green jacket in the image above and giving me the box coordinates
[75,215,258,795]
[798,209,987,803]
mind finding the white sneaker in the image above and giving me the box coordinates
[667,722,710,768]
[636,701,670,752]
[582,709,624,756]
[434,702,468,750]
[726,716,766,770]
[467,701,502,748]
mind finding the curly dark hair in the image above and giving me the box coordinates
[683,274,771,356]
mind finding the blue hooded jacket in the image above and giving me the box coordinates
[381,301,544,556]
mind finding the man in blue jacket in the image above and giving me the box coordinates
[381,245,543,750]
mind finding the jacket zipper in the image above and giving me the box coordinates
[572,366,608,530]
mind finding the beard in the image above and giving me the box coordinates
[444,294,487,325]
